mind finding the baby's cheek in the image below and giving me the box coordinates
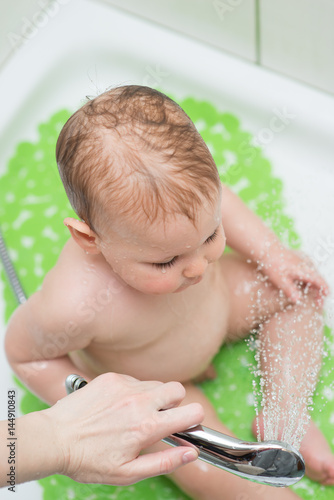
[213,233,226,260]
[142,275,177,295]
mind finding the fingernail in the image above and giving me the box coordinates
[182,449,198,464]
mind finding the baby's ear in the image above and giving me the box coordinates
[63,217,100,254]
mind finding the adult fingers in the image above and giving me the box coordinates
[152,381,187,410]
[89,372,164,399]
[130,401,204,453]
[155,402,204,438]
[120,447,199,485]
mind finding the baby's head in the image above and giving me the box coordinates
[57,85,220,234]
[56,85,224,293]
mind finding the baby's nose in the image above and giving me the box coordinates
[183,257,208,279]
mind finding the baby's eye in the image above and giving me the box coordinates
[205,229,218,244]
[152,257,178,270]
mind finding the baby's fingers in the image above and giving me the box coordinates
[294,269,329,301]
[276,275,302,303]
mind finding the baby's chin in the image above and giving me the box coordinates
[144,280,199,294]
[130,282,188,295]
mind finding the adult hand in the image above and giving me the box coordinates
[43,373,204,485]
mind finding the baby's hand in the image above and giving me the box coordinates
[260,246,329,307]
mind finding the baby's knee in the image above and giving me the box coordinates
[172,460,230,500]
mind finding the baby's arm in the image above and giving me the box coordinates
[221,182,329,302]
[5,273,95,405]
[221,182,282,260]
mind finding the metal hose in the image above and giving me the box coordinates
[0,229,26,304]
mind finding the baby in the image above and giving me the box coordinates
[5,85,334,499]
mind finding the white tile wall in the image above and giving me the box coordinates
[1,1,334,94]
[259,0,334,95]
[99,0,257,62]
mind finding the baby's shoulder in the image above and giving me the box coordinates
[33,238,142,343]
[34,239,108,323]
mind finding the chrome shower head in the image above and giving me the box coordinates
[164,425,305,487]
[65,375,305,488]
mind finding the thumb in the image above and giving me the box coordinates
[123,447,198,483]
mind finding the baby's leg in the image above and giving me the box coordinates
[221,252,334,485]
[146,383,299,500]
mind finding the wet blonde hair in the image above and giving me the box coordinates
[56,85,221,234]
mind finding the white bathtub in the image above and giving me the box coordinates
[1,1,334,498]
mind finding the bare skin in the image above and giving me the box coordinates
[5,183,333,499]
[0,374,203,486]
